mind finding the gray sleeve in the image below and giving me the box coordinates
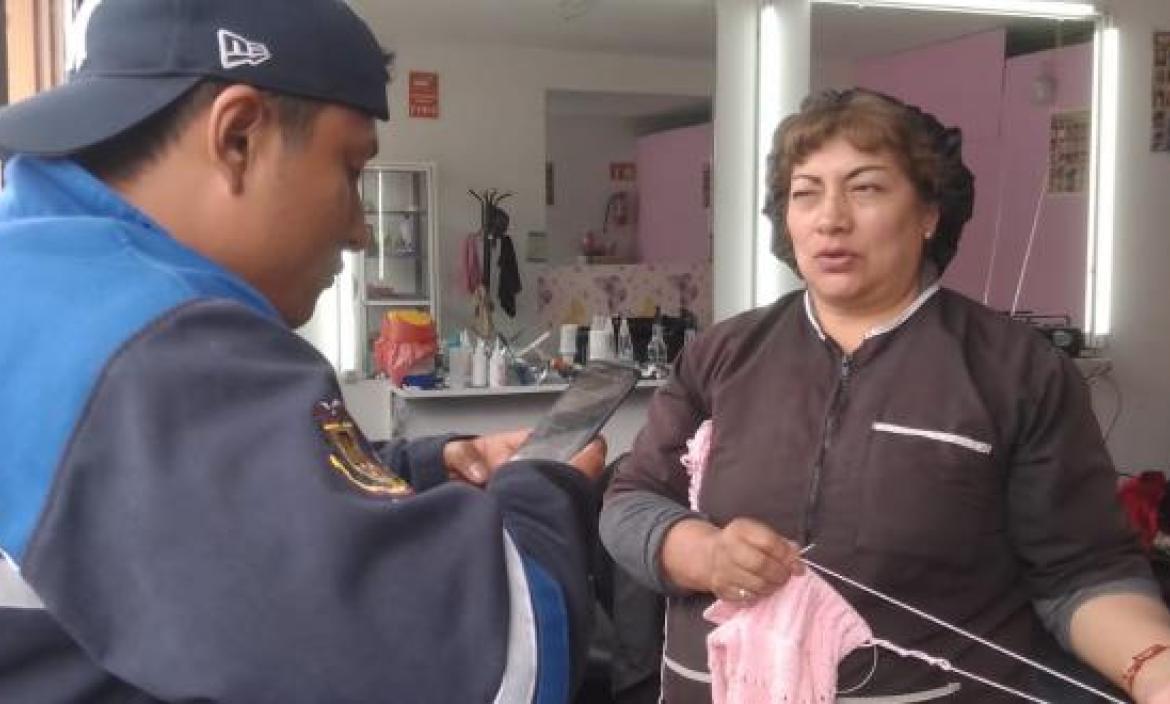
[599,489,703,594]
[1033,576,1163,650]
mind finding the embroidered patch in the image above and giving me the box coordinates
[313,398,414,499]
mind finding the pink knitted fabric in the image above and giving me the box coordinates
[682,421,872,703]
[704,573,873,704]
[680,419,714,510]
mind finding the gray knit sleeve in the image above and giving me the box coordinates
[599,489,703,594]
[1033,576,1163,650]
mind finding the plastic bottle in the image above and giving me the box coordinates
[471,337,489,387]
[588,313,613,361]
[489,339,508,387]
[646,322,668,370]
[616,316,634,363]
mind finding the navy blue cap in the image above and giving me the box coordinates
[0,0,390,157]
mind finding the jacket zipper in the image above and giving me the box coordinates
[800,354,852,545]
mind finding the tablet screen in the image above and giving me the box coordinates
[510,361,640,463]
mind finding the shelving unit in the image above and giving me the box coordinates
[355,163,439,377]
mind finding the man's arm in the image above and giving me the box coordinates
[19,300,598,703]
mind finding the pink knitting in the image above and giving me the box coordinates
[704,573,873,704]
[683,420,872,702]
[680,419,713,511]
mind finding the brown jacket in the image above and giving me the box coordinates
[606,286,1148,702]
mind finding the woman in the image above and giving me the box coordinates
[600,89,1170,703]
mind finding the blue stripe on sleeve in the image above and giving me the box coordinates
[521,557,571,704]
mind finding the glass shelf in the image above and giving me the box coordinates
[355,163,439,378]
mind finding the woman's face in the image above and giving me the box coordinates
[785,136,939,316]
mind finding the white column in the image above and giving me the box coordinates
[713,0,809,322]
[713,0,760,321]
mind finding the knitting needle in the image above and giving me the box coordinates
[800,550,1127,704]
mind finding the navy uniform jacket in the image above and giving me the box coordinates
[0,156,596,703]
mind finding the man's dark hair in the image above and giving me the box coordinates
[74,80,326,183]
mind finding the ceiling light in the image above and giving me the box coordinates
[809,0,1097,20]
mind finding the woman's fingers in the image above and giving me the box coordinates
[710,517,805,600]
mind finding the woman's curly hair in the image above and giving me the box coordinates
[763,88,975,275]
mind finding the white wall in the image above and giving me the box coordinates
[812,56,855,92]
[546,115,639,264]
[369,40,713,341]
[1097,0,1170,470]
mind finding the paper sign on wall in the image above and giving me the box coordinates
[409,71,439,120]
[1049,110,1089,194]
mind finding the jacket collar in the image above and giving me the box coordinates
[803,265,941,343]
[0,156,280,322]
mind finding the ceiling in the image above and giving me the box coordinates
[349,0,717,60]
[349,0,1090,63]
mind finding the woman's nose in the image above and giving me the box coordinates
[815,189,850,234]
[814,189,851,236]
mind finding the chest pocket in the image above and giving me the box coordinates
[857,421,1002,569]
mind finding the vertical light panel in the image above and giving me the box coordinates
[755,0,807,308]
[1086,21,1118,339]
[755,3,782,306]
[339,250,360,375]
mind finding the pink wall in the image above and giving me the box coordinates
[635,123,713,263]
[856,30,1007,310]
[986,44,1092,324]
[854,31,1092,325]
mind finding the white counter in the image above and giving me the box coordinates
[340,379,664,457]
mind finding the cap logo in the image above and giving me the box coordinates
[65,0,104,76]
[217,29,272,70]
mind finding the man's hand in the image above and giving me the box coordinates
[442,430,530,485]
[566,436,607,482]
[442,431,608,486]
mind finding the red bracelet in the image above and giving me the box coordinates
[1123,644,1170,694]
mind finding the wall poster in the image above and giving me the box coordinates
[1049,110,1090,194]
[1153,32,1170,152]
[408,71,439,119]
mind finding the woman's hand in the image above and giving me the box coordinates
[704,517,805,602]
[661,516,804,601]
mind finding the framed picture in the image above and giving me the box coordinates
[1049,110,1090,194]
[526,230,549,262]
[1154,32,1170,152]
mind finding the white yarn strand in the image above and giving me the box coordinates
[801,555,1127,704]
[870,638,1048,704]
[1009,165,1051,317]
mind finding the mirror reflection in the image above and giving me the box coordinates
[812,5,1096,326]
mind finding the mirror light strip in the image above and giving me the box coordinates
[1086,23,1118,338]
[756,3,782,306]
[809,0,1097,20]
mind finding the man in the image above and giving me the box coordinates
[0,1,604,702]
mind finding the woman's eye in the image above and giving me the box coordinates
[852,183,882,193]
[790,190,815,200]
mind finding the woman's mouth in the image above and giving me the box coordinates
[814,250,857,273]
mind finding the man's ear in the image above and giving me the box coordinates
[204,84,273,195]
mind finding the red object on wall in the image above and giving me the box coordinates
[409,71,439,119]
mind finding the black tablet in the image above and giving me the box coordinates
[511,361,641,464]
